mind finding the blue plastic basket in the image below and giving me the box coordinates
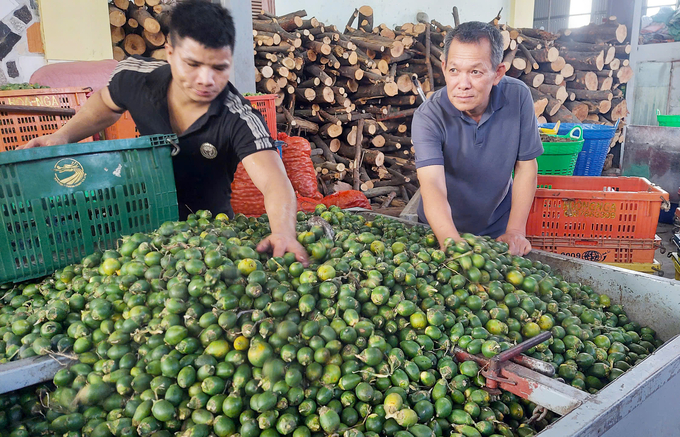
[539,121,619,176]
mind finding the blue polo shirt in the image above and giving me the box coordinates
[412,76,543,237]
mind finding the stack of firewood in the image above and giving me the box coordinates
[109,0,174,61]
[253,9,632,205]
[254,7,441,210]
[499,18,631,160]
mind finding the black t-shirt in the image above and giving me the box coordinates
[107,56,275,219]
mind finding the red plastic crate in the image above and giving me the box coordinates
[245,94,277,138]
[0,87,93,151]
[104,111,139,140]
[528,175,669,241]
[528,235,660,264]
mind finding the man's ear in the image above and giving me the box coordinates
[165,43,173,63]
[494,63,507,85]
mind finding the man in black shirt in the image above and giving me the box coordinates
[21,0,308,265]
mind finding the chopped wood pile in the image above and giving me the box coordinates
[253,8,631,206]
[108,0,174,61]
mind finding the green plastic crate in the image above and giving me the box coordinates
[0,135,179,284]
[537,125,584,176]
[657,109,680,127]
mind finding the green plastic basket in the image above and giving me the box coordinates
[657,109,680,127]
[0,135,179,284]
[536,126,584,176]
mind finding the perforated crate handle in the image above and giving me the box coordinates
[661,196,671,212]
[567,126,582,141]
[166,137,181,156]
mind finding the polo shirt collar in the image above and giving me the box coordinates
[439,76,507,122]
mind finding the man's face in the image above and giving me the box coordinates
[166,36,233,104]
[441,38,505,120]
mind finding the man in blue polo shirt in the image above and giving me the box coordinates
[412,21,543,256]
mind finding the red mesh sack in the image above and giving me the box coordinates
[230,162,266,217]
[297,196,321,213]
[322,191,371,210]
[278,133,323,200]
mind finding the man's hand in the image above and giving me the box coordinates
[257,233,309,266]
[497,230,532,256]
[18,132,69,150]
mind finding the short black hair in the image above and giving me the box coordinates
[443,21,504,68]
[169,0,235,50]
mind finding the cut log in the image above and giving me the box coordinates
[112,45,126,61]
[501,47,518,71]
[572,71,598,90]
[396,74,413,93]
[570,89,613,101]
[538,84,569,103]
[616,65,633,84]
[295,87,316,101]
[305,40,332,56]
[111,26,126,44]
[109,5,126,27]
[541,72,564,86]
[530,47,559,63]
[599,76,613,91]
[357,5,374,33]
[544,94,562,117]
[561,50,604,71]
[529,88,549,117]
[124,18,139,34]
[538,56,565,72]
[338,65,364,80]
[512,57,527,71]
[277,10,306,32]
[560,64,574,78]
[520,72,545,88]
[380,95,417,106]
[113,0,129,10]
[605,97,627,121]
[305,64,334,86]
[546,105,581,123]
[614,44,631,57]
[319,123,343,138]
[130,6,160,34]
[352,82,399,99]
[560,22,627,44]
[143,30,165,49]
[123,34,146,55]
[362,186,400,198]
[312,86,335,104]
[563,101,589,121]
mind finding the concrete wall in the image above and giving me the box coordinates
[0,0,45,85]
[221,0,256,93]
[274,0,512,30]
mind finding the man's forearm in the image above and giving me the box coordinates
[59,90,123,143]
[506,165,537,234]
[262,181,298,237]
[422,190,461,245]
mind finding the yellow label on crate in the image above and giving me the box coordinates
[6,95,62,107]
[54,158,86,187]
[562,200,617,219]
